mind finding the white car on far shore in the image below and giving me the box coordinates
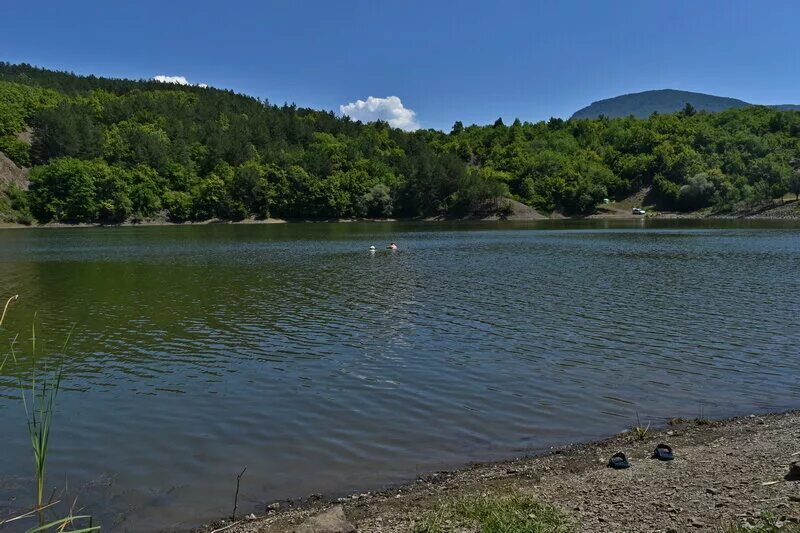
[632,207,646,215]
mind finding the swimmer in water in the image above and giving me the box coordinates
[387,242,398,250]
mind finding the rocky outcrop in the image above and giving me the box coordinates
[0,150,29,189]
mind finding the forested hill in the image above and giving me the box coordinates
[1,62,800,225]
[571,89,800,119]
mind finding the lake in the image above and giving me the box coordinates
[1,220,799,531]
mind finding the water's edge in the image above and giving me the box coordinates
[195,408,800,532]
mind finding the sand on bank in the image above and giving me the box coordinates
[197,411,800,532]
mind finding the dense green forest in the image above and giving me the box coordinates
[1,62,799,224]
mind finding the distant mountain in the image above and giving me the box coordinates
[571,89,800,119]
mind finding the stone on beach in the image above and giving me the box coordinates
[293,506,356,533]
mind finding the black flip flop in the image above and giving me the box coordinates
[608,452,630,469]
[653,443,674,461]
[786,461,800,481]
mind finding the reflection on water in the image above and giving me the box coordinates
[1,220,799,531]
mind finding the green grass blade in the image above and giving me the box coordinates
[24,515,100,532]
[0,294,18,327]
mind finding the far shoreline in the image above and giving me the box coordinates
[3,204,800,231]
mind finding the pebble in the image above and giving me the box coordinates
[705,487,717,495]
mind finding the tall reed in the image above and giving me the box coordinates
[15,318,71,509]
[1,297,97,531]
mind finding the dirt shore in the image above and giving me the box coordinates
[197,411,800,532]
[3,197,800,229]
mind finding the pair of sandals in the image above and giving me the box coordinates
[608,444,674,469]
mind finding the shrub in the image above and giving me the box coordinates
[0,134,31,167]
[162,190,192,222]
[358,183,394,217]
[677,173,716,211]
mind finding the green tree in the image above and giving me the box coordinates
[191,174,231,220]
[129,165,164,219]
[95,168,132,223]
[677,173,716,211]
[28,158,110,222]
[789,158,800,200]
[230,161,275,218]
[103,120,172,171]
[652,174,680,209]
[358,183,394,217]
[748,180,773,205]
[162,190,192,221]
[30,102,103,163]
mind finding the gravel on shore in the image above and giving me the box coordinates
[197,411,800,532]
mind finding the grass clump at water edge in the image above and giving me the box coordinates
[414,490,573,533]
[631,422,650,441]
[1,296,99,532]
[14,317,72,509]
[630,410,650,441]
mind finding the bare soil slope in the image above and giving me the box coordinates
[0,151,28,189]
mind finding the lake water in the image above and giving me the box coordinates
[1,221,799,531]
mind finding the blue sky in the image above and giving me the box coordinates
[2,0,798,131]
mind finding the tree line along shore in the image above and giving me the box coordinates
[2,62,800,227]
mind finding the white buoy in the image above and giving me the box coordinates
[369,246,376,252]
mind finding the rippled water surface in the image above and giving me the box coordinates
[1,221,799,531]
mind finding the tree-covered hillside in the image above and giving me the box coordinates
[570,89,800,119]
[1,62,799,224]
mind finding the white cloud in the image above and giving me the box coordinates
[339,96,420,131]
[153,75,208,88]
